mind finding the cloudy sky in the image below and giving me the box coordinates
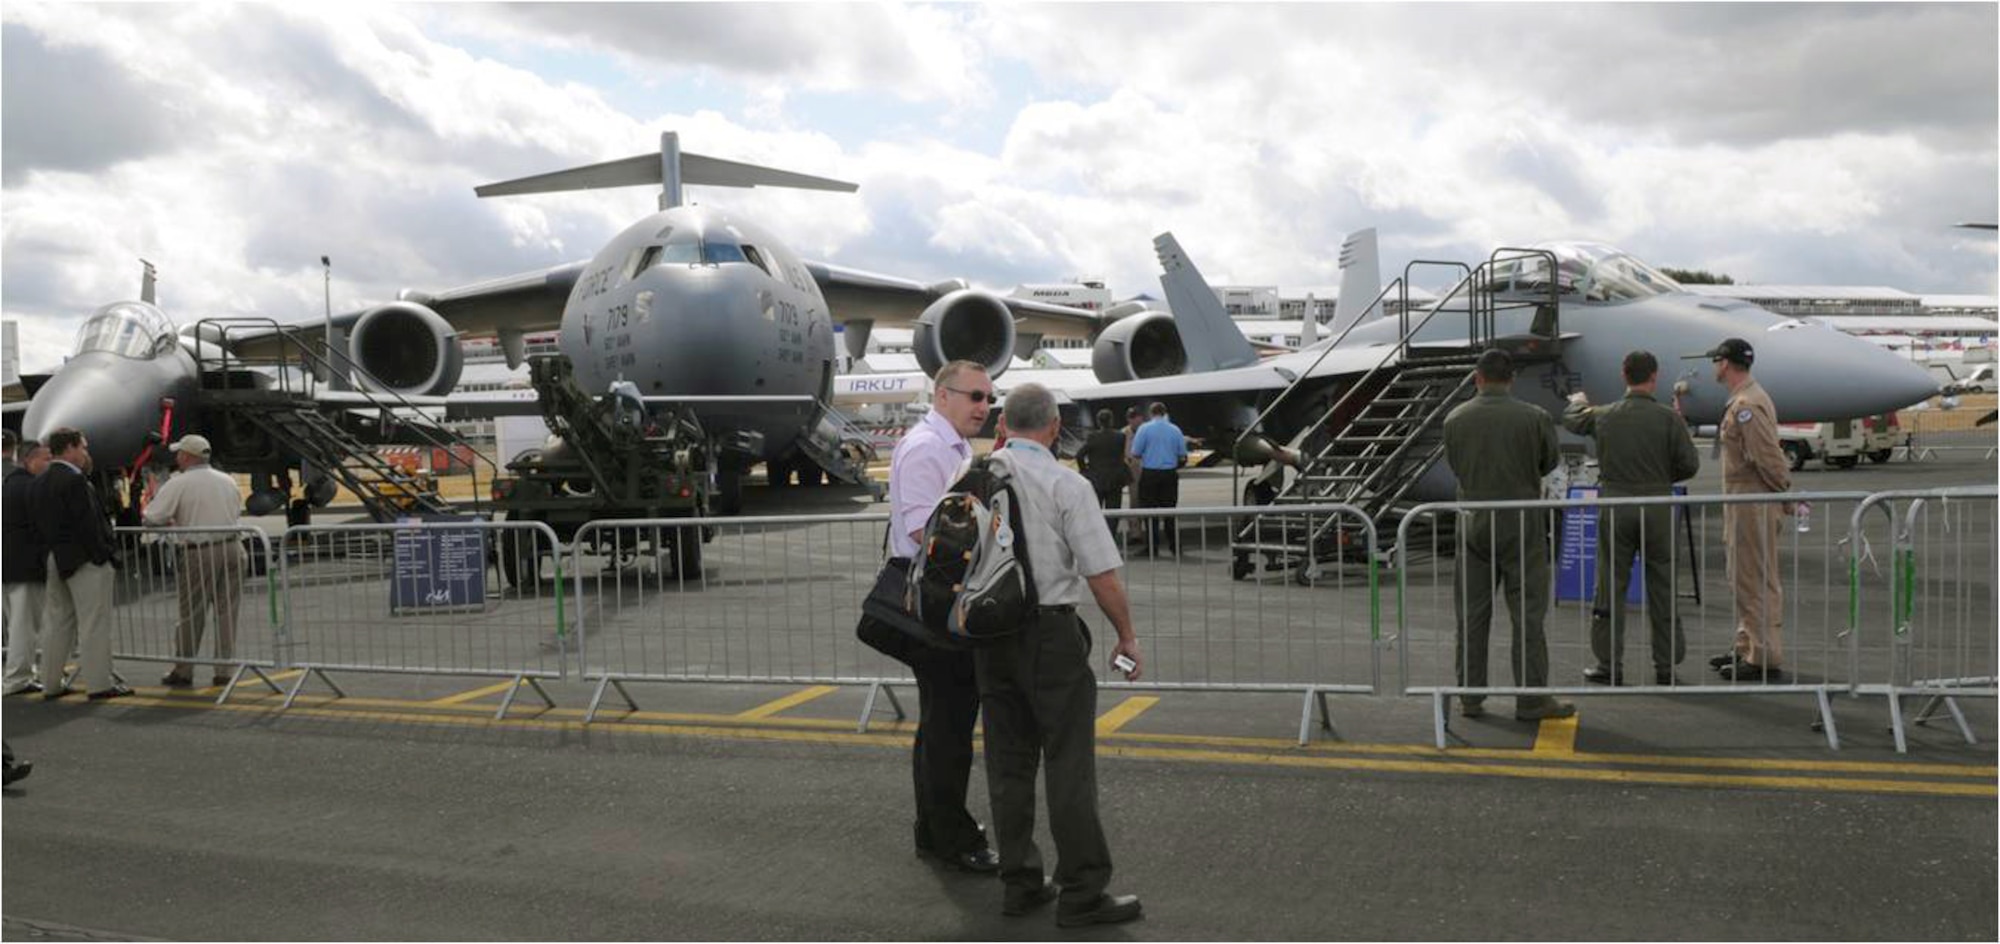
[3,2,1995,373]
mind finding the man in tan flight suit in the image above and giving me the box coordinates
[1562,351,1701,686]
[1443,349,1573,721]
[1693,338,1793,681]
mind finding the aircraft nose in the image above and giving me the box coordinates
[1749,325,1940,421]
[20,351,164,469]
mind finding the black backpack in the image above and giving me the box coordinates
[907,452,1038,645]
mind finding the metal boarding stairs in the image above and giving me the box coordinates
[797,402,882,494]
[1228,250,1565,581]
[192,319,494,521]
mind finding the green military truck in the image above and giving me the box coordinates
[490,355,714,586]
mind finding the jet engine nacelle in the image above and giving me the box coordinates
[347,301,464,396]
[1090,309,1186,383]
[912,290,1017,381]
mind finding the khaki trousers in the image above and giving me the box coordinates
[171,542,246,679]
[3,582,45,692]
[41,556,114,692]
[1724,502,1785,667]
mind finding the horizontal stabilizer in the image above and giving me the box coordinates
[476,150,857,198]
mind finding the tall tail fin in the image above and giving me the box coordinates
[475,132,857,210]
[1154,232,1259,372]
[1327,228,1381,336]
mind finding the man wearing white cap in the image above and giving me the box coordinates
[144,435,247,687]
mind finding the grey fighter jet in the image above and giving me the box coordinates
[1064,234,1941,508]
[20,133,1118,515]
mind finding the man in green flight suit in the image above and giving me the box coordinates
[1561,351,1702,686]
[1442,349,1574,722]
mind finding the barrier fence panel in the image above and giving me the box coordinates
[110,525,284,702]
[279,520,565,718]
[1397,491,1878,750]
[1898,403,1999,462]
[572,513,908,726]
[1851,487,1998,752]
[573,505,1382,743]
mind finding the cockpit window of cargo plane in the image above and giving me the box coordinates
[658,227,703,266]
[1492,242,1683,302]
[74,301,176,359]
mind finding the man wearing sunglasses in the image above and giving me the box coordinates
[883,360,998,873]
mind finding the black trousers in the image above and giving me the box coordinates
[870,625,985,855]
[1135,469,1179,551]
[975,609,1114,907]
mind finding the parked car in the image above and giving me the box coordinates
[1778,420,1863,470]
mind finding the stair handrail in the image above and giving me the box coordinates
[192,318,498,516]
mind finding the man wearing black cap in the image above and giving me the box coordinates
[1442,349,1573,721]
[1699,338,1792,681]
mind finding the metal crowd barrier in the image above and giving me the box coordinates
[1848,486,1998,752]
[1897,408,1999,462]
[277,520,566,718]
[1396,491,1878,749]
[111,525,285,703]
[572,505,1382,743]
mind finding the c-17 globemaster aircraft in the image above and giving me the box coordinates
[20,133,1126,517]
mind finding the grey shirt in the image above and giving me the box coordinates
[993,440,1123,606]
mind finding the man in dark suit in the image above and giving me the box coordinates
[4,434,52,696]
[29,428,128,700]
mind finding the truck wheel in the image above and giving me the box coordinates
[1869,449,1894,464]
[500,525,541,588]
[674,532,703,580]
[1781,442,1809,471]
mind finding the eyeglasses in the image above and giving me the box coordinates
[940,384,991,404]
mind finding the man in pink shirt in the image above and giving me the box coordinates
[882,360,998,873]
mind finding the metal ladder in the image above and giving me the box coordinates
[1229,249,1565,578]
[192,318,491,520]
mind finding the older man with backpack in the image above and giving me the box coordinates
[958,382,1145,927]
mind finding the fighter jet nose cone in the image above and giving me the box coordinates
[1753,326,1943,421]
[21,353,159,470]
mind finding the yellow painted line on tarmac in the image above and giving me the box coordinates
[428,679,523,706]
[1532,714,1580,755]
[734,685,839,720]
[107,686,1996,782]
[1096,696,1160,736]
[77,694,1997,799]
[1098,744,1998,799]
[1090,729,1998,779]
[196,669,302,694]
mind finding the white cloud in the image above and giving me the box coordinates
[2,1,1993,377]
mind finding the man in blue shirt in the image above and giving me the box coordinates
[1128,402,1188,555]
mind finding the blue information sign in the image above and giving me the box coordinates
[390,517,488,615]
[1554,485,1687,606]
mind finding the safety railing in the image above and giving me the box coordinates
[276,520,566,717]
[1848,487,1998,752]
[1896,407,1998,463]
[1396,491,1878,749]
[572,505,1382,743]
[109,525,287,702]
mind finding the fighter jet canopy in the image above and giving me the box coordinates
[1490,241,1684,303]
[74,300,177,359]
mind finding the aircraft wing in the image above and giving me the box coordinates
[1061,343,1403,403]
[221,262,587,360]
[803,260,1105,337]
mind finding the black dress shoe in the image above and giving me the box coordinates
[4,682,44,697]
[41,687,78,702]
[86,685,135,701]
[2,761,30,786]
[1002,880,1058,916]
[919,845,999,874]
[1582,664,1625,685]
[1056,893,1143,928]
[160,673,193,688]
[1709,651,1738,669]
[1716,663,1783,682]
